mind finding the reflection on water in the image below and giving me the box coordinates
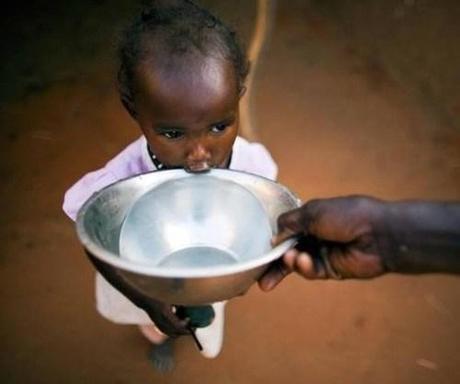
[156,246,238,269]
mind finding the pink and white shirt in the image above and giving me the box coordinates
[63,135,277,324]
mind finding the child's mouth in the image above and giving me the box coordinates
[184,162,212,173]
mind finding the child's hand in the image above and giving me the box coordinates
[176,305,215,328]
[142,301,191,336]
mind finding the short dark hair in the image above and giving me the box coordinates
[118,0,249,112]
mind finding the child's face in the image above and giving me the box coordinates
[133,57,240,172]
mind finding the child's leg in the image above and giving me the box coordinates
[195,301,227,358]
[95,274,173,371]
[149,338,175,373]
[138,324,168,344]
[139,324,175,372]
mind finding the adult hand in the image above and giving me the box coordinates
[258,196,388,291]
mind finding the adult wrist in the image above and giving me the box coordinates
[371,200,399,273]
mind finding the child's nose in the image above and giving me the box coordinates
[186,141,212,171]
[187,139,211,160]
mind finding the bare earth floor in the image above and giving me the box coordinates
[1,1,459,383]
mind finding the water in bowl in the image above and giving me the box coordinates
[156,246,238,269]
[118,175,273,270]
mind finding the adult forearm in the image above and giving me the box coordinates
[379,201,460,274]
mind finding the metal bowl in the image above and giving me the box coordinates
[119,176,273,269]
[76,169,300,305]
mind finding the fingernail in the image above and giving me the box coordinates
[296,253,315,276]
[285,249,297,258]
[261,279,274,291]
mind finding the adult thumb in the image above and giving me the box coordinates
[271,207,306,246]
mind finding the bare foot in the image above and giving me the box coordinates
[138,324,167,344]
[148,338,175,373]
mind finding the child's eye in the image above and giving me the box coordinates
[161,130,184,140]
[210,122,229,134]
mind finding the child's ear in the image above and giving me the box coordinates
[239,86,247,98]
[120,94,137,119]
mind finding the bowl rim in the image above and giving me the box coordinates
[76,169,301,278]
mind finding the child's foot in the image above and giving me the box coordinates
[139,324,167,344]
[148,338,175,373]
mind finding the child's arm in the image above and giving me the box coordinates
[63,169,118,221]
[87,251,190,335]
[63,165,190,336]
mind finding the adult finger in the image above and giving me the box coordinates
[258,257,294,291]
[294,252,320,279]
[271,207,307,246]
[271,227,298,247]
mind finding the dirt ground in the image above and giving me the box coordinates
[1,1,459,383]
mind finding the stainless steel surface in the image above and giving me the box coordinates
[76,169,301,305]
[119,176,272,269]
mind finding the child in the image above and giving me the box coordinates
[63,0,277,372]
